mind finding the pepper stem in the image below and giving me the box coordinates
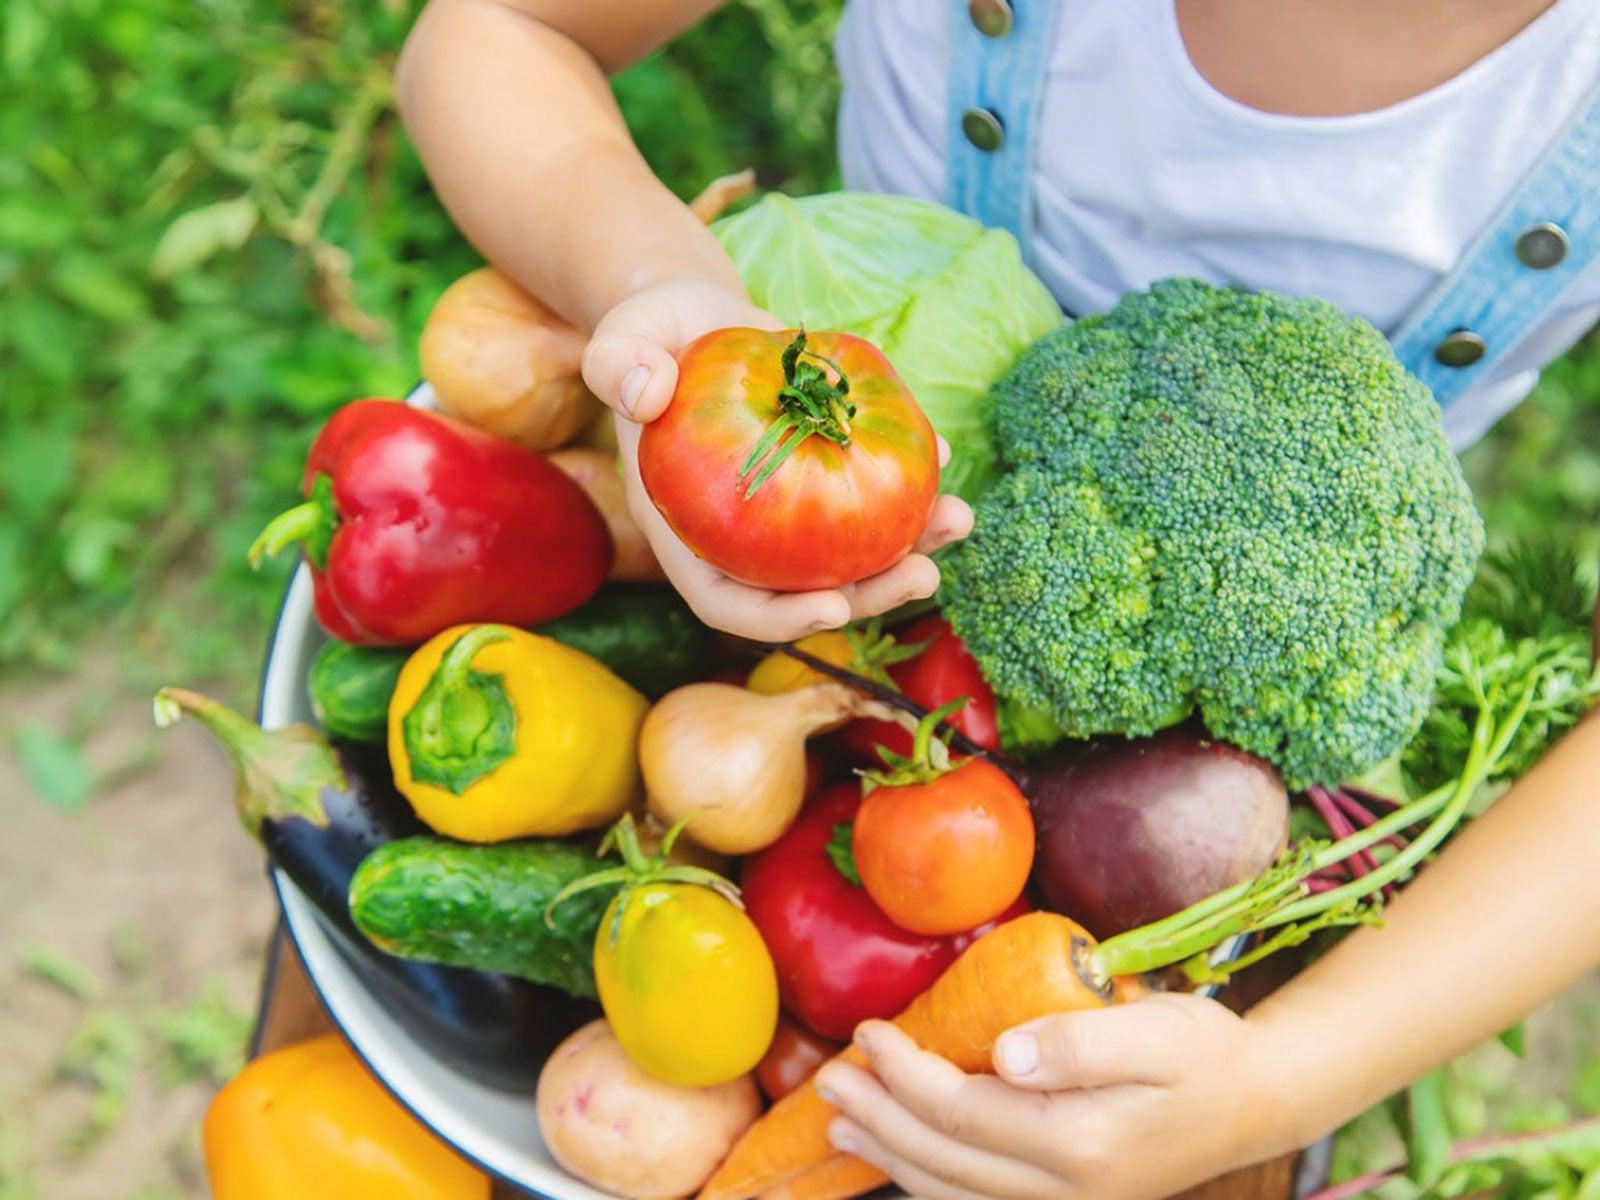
[248,474,338,570]
[400,625,518,796]
[152,687,338,838]
[739,332,856,499]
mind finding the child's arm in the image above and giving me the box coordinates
[818,714,1600,1200]
[397,0,969,640]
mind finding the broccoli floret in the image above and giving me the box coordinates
[945,279,1485,788]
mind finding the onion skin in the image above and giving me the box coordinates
[1028,728,1289,940]
[420,267,600,451]
[548,447,665,583]
[642,683,860,855]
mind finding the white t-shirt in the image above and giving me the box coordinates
[836,0,1600,449]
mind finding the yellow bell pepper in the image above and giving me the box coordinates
[203,1033,489,1200]
[745,631,854,695]
[389,623,647,842]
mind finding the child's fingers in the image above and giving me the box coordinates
[994,997,1199,1091]
[915,495,973,555]
[581,325,679,422]
[836,554,941,621]
[818,1065,1062,1200]
[829,1024,1054,1165]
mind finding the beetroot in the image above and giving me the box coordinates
[1027,727,1288,939]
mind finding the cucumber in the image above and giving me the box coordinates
[349,836,617,999]
[536,585,716,697]
[308,641,409,742]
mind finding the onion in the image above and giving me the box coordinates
[548,447,665,583]
[642,683,861,855]
[419,267,601,451]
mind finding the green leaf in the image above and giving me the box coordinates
[1574,1058,1600,1117]
[0,526,25,624]
[825,822,862,886]
[1405,1071,1453,1188]
[150,197,258,280]
[154,981,251,1085]
[1501,1023,1529,1057]
[50,253,150,324]
[10,723,93,811]
[23,944,101,1000]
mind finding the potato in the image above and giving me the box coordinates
[420,267,601,451]
[537,1020,760,1199]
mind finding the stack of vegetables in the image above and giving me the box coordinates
[162,195,1600,1200]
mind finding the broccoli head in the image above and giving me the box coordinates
[945,278,1485,788]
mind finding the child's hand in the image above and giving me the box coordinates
[583,277,972,642]
[815,996,1295,1200]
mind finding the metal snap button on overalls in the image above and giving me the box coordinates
[962,107,1005,151]
[1515,222,1570,269]
[1434,329,1488,368]
[969,0,1014,37]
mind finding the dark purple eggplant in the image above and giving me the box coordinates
[154,687,594,1091]
[1026,726,1289,940]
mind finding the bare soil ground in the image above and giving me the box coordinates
[0,672,275,1200]
[0,671,1594,1200]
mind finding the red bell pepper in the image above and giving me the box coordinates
[741,783,1028,1041]
[250,399,611,644]
[840,614,1000,764]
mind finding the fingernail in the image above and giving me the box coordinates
[815,1085,840,1108]
[995,1032,1039,1077]
[828,1120,857,1155]
[619,365,650,416]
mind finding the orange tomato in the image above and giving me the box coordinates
[852,758,1035,937]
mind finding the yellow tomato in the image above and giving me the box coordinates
[595,883,778,1088]
[389,623,647,842]
[745,631,853,696]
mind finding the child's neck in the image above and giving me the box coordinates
[1175,0,1560,117]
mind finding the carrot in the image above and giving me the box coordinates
[757,1154,887,1200]
[699,912,1111,1200]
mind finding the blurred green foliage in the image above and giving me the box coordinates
[1,0,841,686]
[0,0,1595,697]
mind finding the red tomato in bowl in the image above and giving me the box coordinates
[841,614,1001,765]
[638,328,939,591]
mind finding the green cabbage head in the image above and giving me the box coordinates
[713,192,1063,500]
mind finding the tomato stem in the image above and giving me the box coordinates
[739,332,856,499]
[543,813,746,941]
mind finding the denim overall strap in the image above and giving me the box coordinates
[946,0,1065,257]
[1390,76,1600,410]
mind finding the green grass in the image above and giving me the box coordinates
[1,0,842,692]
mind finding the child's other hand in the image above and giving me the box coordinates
[584,277,972,642]
[815,996,1296,1200]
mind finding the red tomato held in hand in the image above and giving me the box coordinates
[755,1017,840,1102]
[741,784,1027,1041]
[854,756,1034,937]
[842,615,1001,765]
[638,329,939,591]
